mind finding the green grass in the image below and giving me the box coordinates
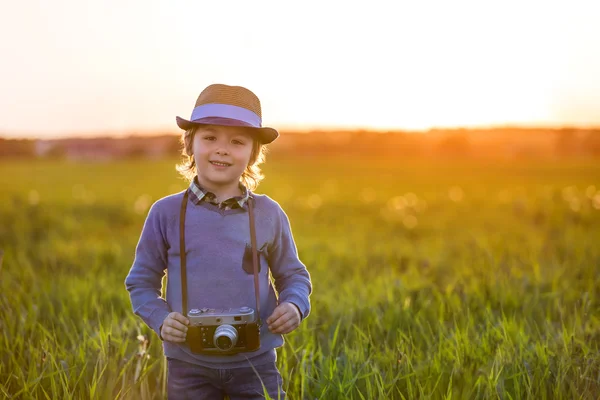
[1,155,599,399]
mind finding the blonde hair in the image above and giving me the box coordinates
[175,125,268,191]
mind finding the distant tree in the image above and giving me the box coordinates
[125,145,148,159]
[582,130,600,157]
[0,139,36,158]
[167,136,183,156]
[436,134,471,157]
[45,144,67,159]
[555,128,579,156]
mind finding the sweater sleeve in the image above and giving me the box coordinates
[267,204,312,320]
[124,202,172,338]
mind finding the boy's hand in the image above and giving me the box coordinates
[160,312,189,343]
[267,302,301,334]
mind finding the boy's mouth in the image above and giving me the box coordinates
[210,161,231,167]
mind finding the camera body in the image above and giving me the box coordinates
[186,306,260,355]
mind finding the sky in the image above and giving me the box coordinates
[1,0,599,139]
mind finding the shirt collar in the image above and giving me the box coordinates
[188,176,250,209]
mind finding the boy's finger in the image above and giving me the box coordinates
[267,310,288,327]
[171,313,190,325]
[267,306,284,324]
[272,318,298,334]
[165,333,186,343]
[268,312,293,331]
[164,326,184,337]
[167,319,188,332]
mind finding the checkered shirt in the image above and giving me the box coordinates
[188,176,249,210]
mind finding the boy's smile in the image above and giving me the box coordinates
[192,125,254,200]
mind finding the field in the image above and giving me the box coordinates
[1,155,599,399]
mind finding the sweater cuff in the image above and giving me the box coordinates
[280,294,310,321]
[148,308,172,339]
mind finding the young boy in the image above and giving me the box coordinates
[125,84,312,399]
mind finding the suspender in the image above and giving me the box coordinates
[179,190,262,326]
[247,194,262,324]
[179,190,190,318]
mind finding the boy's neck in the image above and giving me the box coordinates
[196,178,243,202]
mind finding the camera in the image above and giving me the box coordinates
[186,306,261,355]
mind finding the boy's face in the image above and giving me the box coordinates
[192,125,254,191]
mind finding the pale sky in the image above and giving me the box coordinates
[1,0,599,138]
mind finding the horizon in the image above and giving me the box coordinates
[3,122,600,141]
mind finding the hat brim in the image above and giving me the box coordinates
[176,116,279,144]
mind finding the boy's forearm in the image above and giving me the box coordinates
[126,203,171,337]
[125,261,171,337]
[127,288,172,337]
[274,267,312,320]
[279,291,310,320]
[270,207,313,320]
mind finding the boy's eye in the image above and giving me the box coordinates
[232,140,244,145]
[204,136,216,141]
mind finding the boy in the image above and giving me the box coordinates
[125,84,312,399]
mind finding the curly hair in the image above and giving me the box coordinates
[175,125,268,191]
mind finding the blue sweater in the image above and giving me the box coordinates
[124,190,312,368]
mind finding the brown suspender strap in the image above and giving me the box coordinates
[248,196,261,325]
[179,190,261,325]
[179,190,189,317]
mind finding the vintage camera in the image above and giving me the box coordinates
[186,306,261,355]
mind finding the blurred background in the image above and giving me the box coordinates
[2,0,600,154]
[1,1,600,399]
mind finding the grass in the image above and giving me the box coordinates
[1,155,599,399]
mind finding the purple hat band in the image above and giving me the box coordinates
[190,104,262,128]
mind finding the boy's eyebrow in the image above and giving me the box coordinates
[197,126,250,140]
[198,127,216,134]
[225,129,252,140]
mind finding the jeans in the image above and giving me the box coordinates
[166,357,286,399]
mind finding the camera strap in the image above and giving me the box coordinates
[247,195,262,326]
[179,189,262,326]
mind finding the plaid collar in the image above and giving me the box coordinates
[188,176,250,210]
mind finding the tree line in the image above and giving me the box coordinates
[1,128,599,160]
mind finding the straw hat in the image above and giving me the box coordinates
[176,84,279,144]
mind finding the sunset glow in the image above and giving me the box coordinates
[1,0,599,138]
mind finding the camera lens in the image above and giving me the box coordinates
[217,336,232,349]
[213,324,238,351]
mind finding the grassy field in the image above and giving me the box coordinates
[1,155,599,399]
